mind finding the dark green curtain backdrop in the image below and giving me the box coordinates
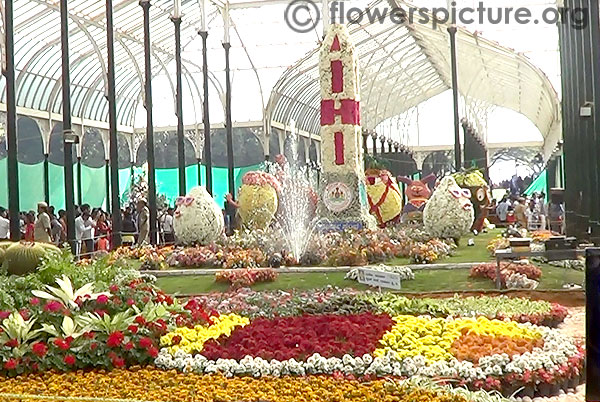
[0,159,260,211]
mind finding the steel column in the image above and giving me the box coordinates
[172,14,186,196]
[140,0,157,245]
[43,154,50,204]
[448,26,462,170]
[76,157,82,205]
[199,31,212,195]
[106,0,121,246]
[105,161,110,213]
[371,134,377,155]
[589,0,600,236]
[61,0,76,252]
[4,0,20,241]
[223,42,235,200]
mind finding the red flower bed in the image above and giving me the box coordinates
[201,312,393,361]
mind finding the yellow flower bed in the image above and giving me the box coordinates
[375,315,542,362]
[0,369,471,402]
[160,314,249,355]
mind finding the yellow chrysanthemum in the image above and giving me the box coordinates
[160,314,249,355]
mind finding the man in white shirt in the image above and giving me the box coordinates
[0,209,9,240]
[75,205,94,256]
[495,196,510,222]
[161,207,175,243]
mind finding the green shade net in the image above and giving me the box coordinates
[524,170,548,201]
[0,159,261,211]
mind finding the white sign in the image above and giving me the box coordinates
[357,268,401,290]
[323,182,353,212]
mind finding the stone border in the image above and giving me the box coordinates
[141,262,485,277]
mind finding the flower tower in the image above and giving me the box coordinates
[318,24,375,229]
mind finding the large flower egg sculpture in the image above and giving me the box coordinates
[423,176,474,240]
[238,171,280,230]
[173,186,224,245]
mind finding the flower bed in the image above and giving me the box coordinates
[198,312,393,361]
[155,312,584,397]
[470,262,542,289]
[0,369,507,402]
[190,289,569,327]
[215,268,278,288]
[112,226,456,269]
[0,252,579,399]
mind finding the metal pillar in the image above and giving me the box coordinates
[76,157,82,205]
[448,26,462,170]
[106,0,121,246]
[105,161,110,213]
[4,0,20,241]
[43,154,50,204]
[61,0,76,252]
[371,133,377,155]
[140,0,157,245]
[197,158,202,187]
[223,41,235,199]
[172,13,185,196]
[589,0,600,236]
[199,31,212,195]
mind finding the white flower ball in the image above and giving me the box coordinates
[174,186,224,245]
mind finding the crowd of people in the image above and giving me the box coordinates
[0,199,176,257]
[492,191,565,233]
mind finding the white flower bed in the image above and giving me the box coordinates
[154,323,578,382]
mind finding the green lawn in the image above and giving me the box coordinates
[155,264,584,295]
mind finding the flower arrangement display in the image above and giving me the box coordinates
[423,176,474,240]
[345,264,414,282]
[364,169,403,227]
[215,268,278,288]
[173,186,224,245]
[238,171,280,230]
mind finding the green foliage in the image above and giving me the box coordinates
[0,250,140,311]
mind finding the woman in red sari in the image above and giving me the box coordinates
[95,211,111,251]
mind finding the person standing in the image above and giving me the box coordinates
[514,197,528,228]
[161,207,175,244]
[495,196,510,222]
[75,206,94,256]
[121,207,137,246]
[34,202,52,243]
[136,199,150,245]
[0,208,9,240]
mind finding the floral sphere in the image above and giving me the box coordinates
[423,176,474,239]
[173,186,224,245]
[365,169,403,227]
[238,172,280,230]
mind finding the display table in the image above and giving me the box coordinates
[494,248,585,289]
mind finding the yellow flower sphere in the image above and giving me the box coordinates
[365,170,403,227]
[238,181,279,230]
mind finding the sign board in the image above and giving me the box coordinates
[357,268,401,290]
